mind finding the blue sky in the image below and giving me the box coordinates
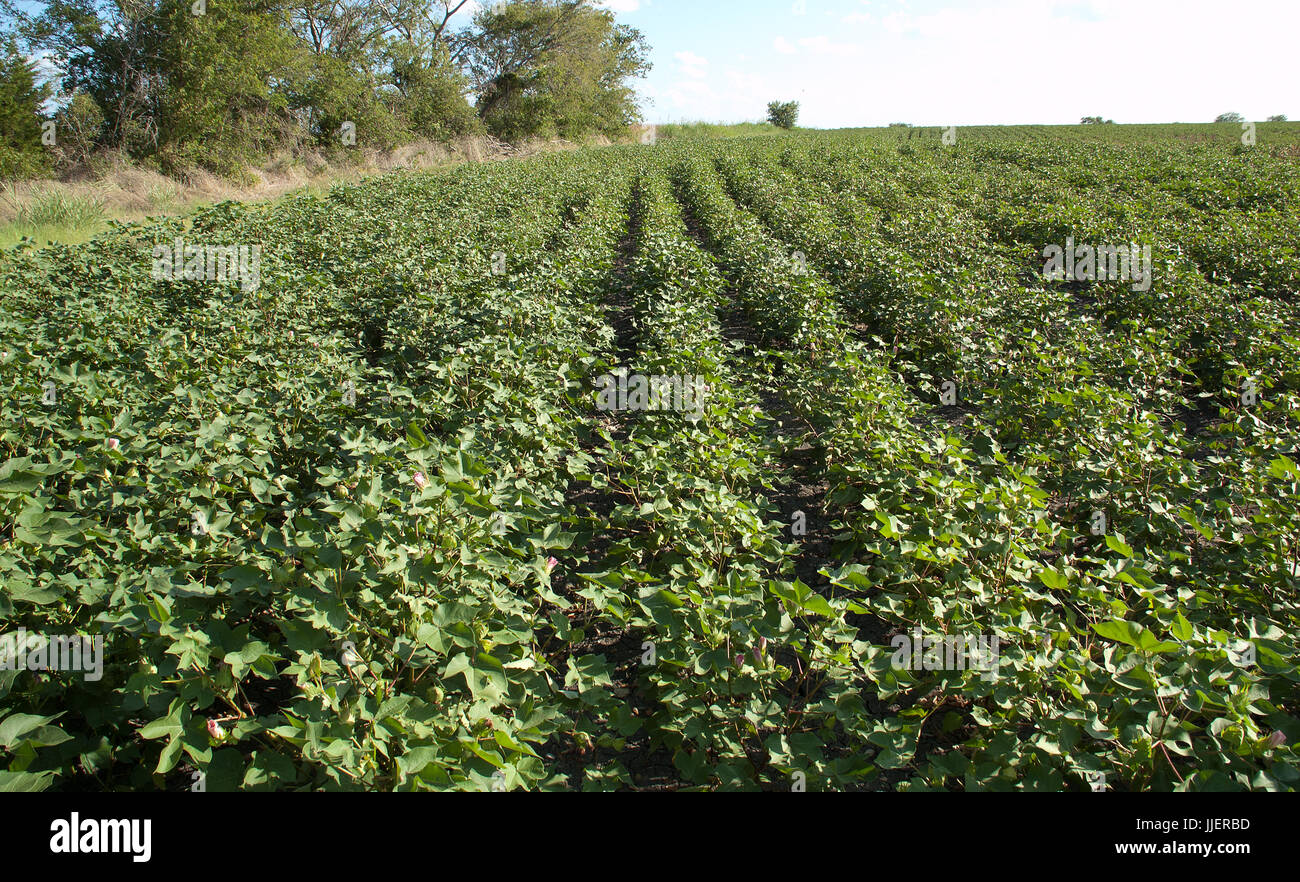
[14,0,1295,128]
[585,0,1297,127]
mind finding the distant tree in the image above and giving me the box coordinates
[1267,114,1288,122]
[51,89,105,168]
[467,0,651,143]
[156,5,308,174]
[1215,112,1245,123]
[888,122,911,127]
[0,33,50,182]
[390,41,481,140]
[15,0,305,174]
[287,0,481,146]
[1080,116,1114,124]
[766,100,798,129]
[0,0,651,175]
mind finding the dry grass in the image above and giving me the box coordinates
[0,135,593,249]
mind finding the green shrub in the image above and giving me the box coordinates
[766,100,800,130]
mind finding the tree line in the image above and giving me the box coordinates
[0,0,651,179]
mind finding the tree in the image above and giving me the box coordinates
[11,0,306,173]
[51,89,105,167]
[288,0,391,58]
[375,0,479,139]
[155,2,307,174]
[1080,116,1114,124]
[1267,114,1288,122]
[390,40,480,139]
[466,0,649,142]
[16,0,170,156]
[1215,112,1245,123]
[377,0,477,65]
[766,100,798,129]
[285,5,406,155]
[10,0,483,169]
[0,32,50,181]
[0,0,651,173]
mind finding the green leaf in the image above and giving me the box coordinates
[1104,534,1135,558]
[0,770,54,792]
[1039,568,1068,590]
[1092,620,1142,648]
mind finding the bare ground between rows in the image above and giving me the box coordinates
[681,177,1030,789]
[675,191,932,789]
[540,175,679,790]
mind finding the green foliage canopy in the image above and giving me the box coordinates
[766,100,799,129]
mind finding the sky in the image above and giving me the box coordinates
[583,0,1298,127]
[12,0,1296,128]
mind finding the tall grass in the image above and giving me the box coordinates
[652,121,784,141]
[0,191,107,250]
[15,190,106,227]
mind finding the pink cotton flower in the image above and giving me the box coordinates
[1267,731,1287,749]
[736,654,745,667]
[412,471,428,490]
[106,438,120,452]
[545,556,559,574]
[206,719,224,739]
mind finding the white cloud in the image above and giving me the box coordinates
[771,34,862,58]
[797,35,862,57]
[843,0,873,24]
[643,0,1299,127]
[675,50,709,78]
[646,65,777,123]
[794,0,1298,127]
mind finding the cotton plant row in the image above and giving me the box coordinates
[0,130,1295,792]
[567,168,844,789]
[694,138,1299,790]
[0,152,638,791]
